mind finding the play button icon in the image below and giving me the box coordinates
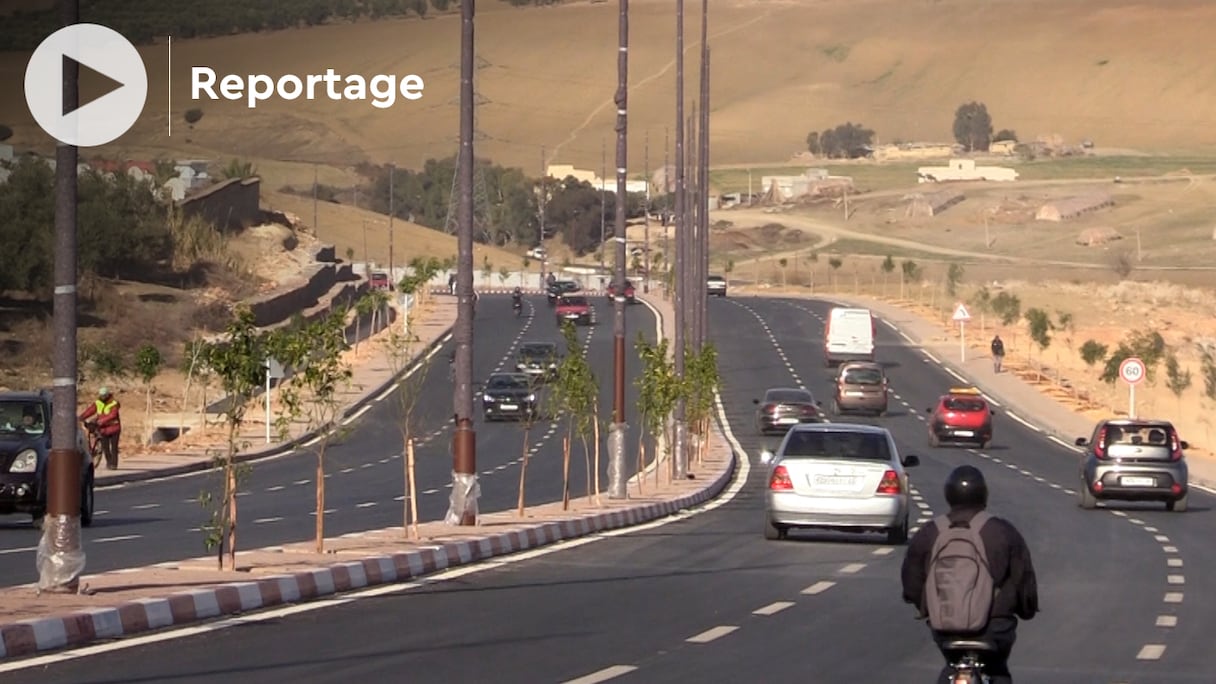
[24,23,147,148]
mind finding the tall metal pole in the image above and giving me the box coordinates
[600,137,607,269]
[663,127,670,292]
[642,130,650,294]
[446,0,478,526]
[388,163,395,283]
[540,145,548,283]
[688,101,700,352]
[607,0,630,500]
[699,4,711,347]
[312,163,318,239]
[672,0,689,480]
[40,0,84,593]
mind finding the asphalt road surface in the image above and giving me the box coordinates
[0,294,657,586]
[5,295,1213,683]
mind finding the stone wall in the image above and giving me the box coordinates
[179,177,261,231]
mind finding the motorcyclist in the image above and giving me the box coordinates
[512,287,523,312]
[901,465,1038,684]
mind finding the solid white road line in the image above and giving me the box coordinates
[0,546,37,556]
[686,625,738,643]
[1004,410,1041,432]
[801,581,836,595]
[561,665,639,684]
[753,601,795,616]
[93,535,140,543]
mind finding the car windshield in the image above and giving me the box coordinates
[783,430,891,461]
[487,375,529,390]
[0,400,46,435]
[943,398,987,412]
[561,296,588,306]
[708,276,724,282]
[843,367,883,385]
[1105,423,1172,446]
[519,345,555,359]
[556,281,578,291]
[767,390,813,404]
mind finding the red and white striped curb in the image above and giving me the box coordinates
[0,451,735,660]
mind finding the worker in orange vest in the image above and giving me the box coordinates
[80,387,122,470]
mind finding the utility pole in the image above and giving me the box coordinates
[388,163,395,283]
[663,127,670,292]
[312,164,319,239]
[642,130,650,293]
[362,220,369,268]
[698,2,710,347]
[446,0,478,527]
[607,0,630,500]
[672,0,688,480]
[540,145,547,282]
[600,137,607,269]
[41,0,84,593]
[688,101,700,352]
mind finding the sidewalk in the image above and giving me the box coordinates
[748,288,1216,488]
[97,295,457,487]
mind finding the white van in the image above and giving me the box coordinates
[824,307,876,366]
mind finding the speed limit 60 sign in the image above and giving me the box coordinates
[1119,357,1146,385]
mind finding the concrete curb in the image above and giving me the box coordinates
[96,326,455,487]
[0,439,739,660]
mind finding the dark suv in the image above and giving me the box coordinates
[1075,419,1189,512]
[0,390,95,526]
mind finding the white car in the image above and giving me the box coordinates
[762,423,919,544]
[527,247,548,260]
[706,275,727,297]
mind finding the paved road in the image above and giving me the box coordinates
[7,296,1213,682]
[0,295,657,586]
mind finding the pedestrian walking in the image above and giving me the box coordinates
[991,334,1006,374]
[448,272,457,295]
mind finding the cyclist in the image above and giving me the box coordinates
[900,465,1039,684]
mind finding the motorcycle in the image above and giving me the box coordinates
[940,639,995,684]
[512,297,523,317]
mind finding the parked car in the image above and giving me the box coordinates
[369,271,391,290]
[516,342,561,382]
[706,275,728,297]
[606,279,636,304]
[0,390,95,526]
[926,387,995,448]
[754,387,826,435]
[1075,419,1190,512]
[479,373,542,422]
[555,294,593,326]
[546,280,581,305]
[761,423,920,544]
[831,361,889,416]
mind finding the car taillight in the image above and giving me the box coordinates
[1170,433,1184,462]
[769,465,793,490]
[876,470,901,495]
[800,405,818,416]
[764,403,778,414]
[1093,426,1108,459]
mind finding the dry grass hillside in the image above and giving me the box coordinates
[3,0,1216,178]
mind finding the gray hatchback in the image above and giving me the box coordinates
[1075,419,1189,512]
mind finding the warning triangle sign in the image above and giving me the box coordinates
[952,303,971,321]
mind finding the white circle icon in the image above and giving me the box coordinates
[1119,357,1145,385]
[24,23,147,148]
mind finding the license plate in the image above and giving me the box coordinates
[813,475,859,490]
[954,430,974,437]
[778,417,799,424]
[1121,476,1155,487]
[500,404,518,411]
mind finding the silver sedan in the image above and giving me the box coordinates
[761,423,920,544]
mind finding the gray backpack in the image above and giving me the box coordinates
[925,511,995,633]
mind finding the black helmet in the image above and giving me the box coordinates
[944,465,988,509]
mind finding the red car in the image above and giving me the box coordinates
[926,387,995,448]
[606,279,636,304]
[369,271,391,290]
[555,295,593,326]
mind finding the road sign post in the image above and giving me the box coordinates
[1119,356,1146,418]
[265,357,285,443]
[952,303,972,363]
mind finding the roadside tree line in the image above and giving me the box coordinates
[804,101,1020,158]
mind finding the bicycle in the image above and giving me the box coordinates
[84,422,103,469]
[939,638,995,684]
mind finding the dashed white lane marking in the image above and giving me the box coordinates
[1164,592,1184,603]
[423,488,439,495]
[308,509,338,516]
[93,534,140,543]
[253,517,283,524]
[1136,644,1166,661]
[872,547,895,557]
[1154,534,1170,543]
[1167,575,1185,585]
[801,581,836,595]
[753,601,796,616]
[686,625,738,644]
[130,503,159,510]
[0,546,38,555]
[1167,558,1183,567]
[561,665,639,684]
[293,479,310,486]
[266,485,285,492]
[356,502,377,509]
[340,467,355,474]
[1157,615,1178,628]
[1163,545,1178,553]
[839,563,866,574]
[94,510,108,515]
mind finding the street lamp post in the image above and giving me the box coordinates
[607,0,630,499]
[672,0,689,480]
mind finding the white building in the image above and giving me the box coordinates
[917,159,1018,183]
